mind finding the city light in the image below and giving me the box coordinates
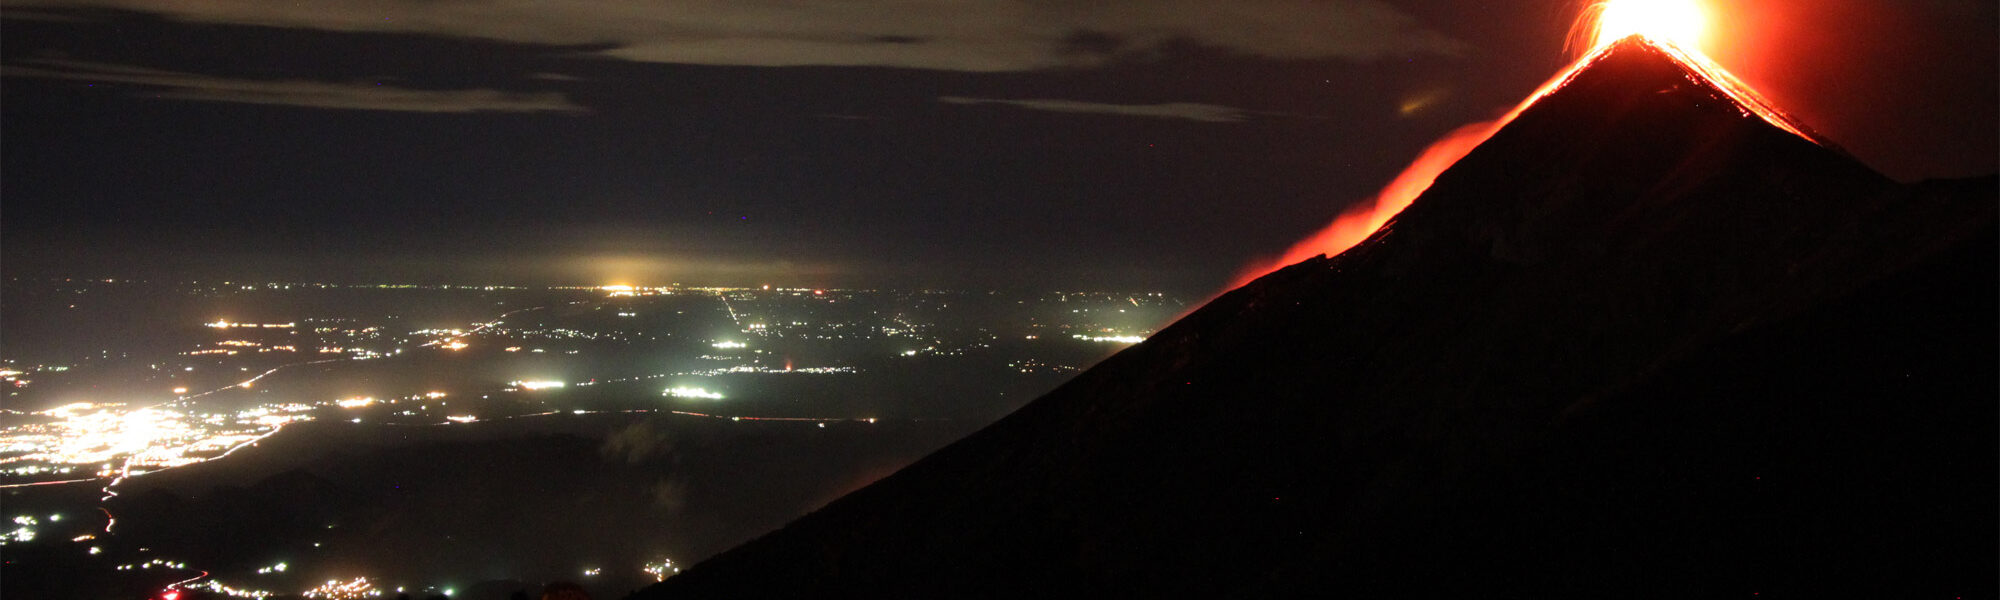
[2,279,1189,594]
[1073,334,1145,344]
[643,558,681,582]
[664,386,724,400]
[2,399,314,484]
[183,578,276,598]
[303,577,380,599]
[205,320,296,329]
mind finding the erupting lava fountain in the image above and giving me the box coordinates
[1234,0,1818,288]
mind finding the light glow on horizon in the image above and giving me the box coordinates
[665,386,724,400]
[1073,334,1145,344]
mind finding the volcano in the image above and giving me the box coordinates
[630,38,1997,598]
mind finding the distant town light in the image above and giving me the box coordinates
[665,386,724,400]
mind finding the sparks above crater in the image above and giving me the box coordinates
[1585,0,1709,52]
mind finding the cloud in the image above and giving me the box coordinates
[6,0,1466,71]
[2,59,585,113]
[939,96,1247,123]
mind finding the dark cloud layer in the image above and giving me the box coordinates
[5,59,584,113]
[9,0,1466,70]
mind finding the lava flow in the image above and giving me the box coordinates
[1233,0,1817,287]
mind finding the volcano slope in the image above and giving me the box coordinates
[632,39,1997,599]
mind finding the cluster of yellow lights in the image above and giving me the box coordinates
[4,515,38,544]
[664,386,724,400]
[303,577,381,600]
[205,320,296,329]
[183,578,276,599]
[0,402,312,478]
[1073,334,1146,344]
[643,558,681,582]
[7,404,197,473]
[117,557,190,570]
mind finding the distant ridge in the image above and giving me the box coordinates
[630,38,1998,599]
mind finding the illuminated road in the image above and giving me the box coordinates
[419,304,550,348]
[181,358,348,401]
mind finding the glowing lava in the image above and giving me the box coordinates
[1231,0,1816,288]
[1230,119,1504,287]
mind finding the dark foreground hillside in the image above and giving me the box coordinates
[631,39,1998,599]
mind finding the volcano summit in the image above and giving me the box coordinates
[631,38,1997,599]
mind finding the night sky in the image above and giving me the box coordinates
[4,0,1993,292]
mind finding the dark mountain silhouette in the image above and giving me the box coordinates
[630,38,1997,598]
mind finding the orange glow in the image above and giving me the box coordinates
[1230,65,1578,288]
[1232,119,1501,287]
[1570,0,1812,140]
[1636,38,1816,141]
[1583,0,1707,52]
[1231,1,1815,289]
